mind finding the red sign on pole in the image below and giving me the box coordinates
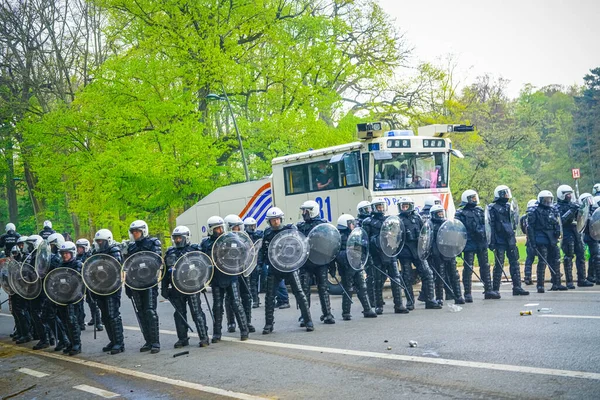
[572,168,581,179]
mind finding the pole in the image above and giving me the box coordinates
[331,275,354,304]
[574,178,580,198]
[166,297,194,332]
[492,249,511,282]
[221,83,250,182]
[459,255,483,283]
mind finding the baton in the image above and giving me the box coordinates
[533,247,558,277]
[394,261,415,305]
[330,274,354,304]
[428,263,457,300]
[202,290,214,322]
[0,298,8,306]
[492,249,511,282]
[372,264,406,290]
[459,255,483,283]
[166,297,194,333]
[129,297,144,336]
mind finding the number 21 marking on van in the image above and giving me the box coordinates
[315,196,332,222]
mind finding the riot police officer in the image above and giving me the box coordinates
[7,242,33,345]
[488,185,529,296]
[428,204,465,304]
[162,226,210,348]
[261,207,314,334]
[336,214,377,320]
[42,233,68,350]
[455,190,500,301]
[521,199,538,285]
[223,214,255,334]
[420,195,442,220]
[556,185,594,288]
[39,220,55,240]
[77,238,103,331]
[126,220,162,354]
[363,197,409,314]
[527,191,566,293]
[581,193,600,284]
[244,217,264,308]
[201,216,249,343]
[54,241,83,356]
[297,200,335,325]
[397,197,442,309]
[0,223,20,255]
[91,229,126,354]
[355,201,376,306]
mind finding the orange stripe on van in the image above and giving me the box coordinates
[239,182,272,217]
[442,193,450,209]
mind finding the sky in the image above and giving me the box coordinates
[378,0,600,98]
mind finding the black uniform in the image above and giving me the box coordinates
[53,257,83,355]
[557,199,593,287]
[428,216,464,304]
[163,244,210,347]
[8,252,33,344]
[126,236,162,352]
[397,210,441,309]
[261,224,313,333]
[488,200,529,295]
[520,213,536,284]
[363,212,408,314]
[356,211,376,305]
[39,227,56,240]
[583,203,600,284]
[337,226,377,319]
[527,203,565,292]
[297,217,335,324]
[201,234,248,342]
[247,229,264,307]
[0,229,20,255]
[91,244,125,354]
[456,204,499,300]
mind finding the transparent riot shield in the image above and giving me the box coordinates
[268,229,309,273]
[172,251,213,295]
[589,208,600,241]
[417,221,434,261]
[484,206,492,246]
[577,198,591,234]
[243,239,262,278]
[346,228,369,271]
[44,267,85,306]
[437,219,468,259]
[1,259,15,295]
[9,263,42,300]
[82,254,123,296]
[35,240,53,278]
[308,223,342,266]
[379,216,405,258]
[122,251,164,290]
[212,232,253,276]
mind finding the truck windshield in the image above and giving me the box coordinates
[373,152,449,191]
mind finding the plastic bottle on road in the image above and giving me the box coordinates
[537,308,553,314]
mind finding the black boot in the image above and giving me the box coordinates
[110,316,125,354]
[225,299,236,332]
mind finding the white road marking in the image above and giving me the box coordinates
[524,303,539,307]
[499,290,600,293]
[73,384,120,398]
[1,343,267,400]
[538,314,600,320]
[122,325,600,381]
[17,367,49,378]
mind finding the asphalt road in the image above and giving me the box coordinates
[1,280,600,399]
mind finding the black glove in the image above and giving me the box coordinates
[488,242,496,251]
[328,264,337,278]
[161,287,171,300]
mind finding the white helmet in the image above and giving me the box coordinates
[129,220,149,241]
[461,190,479,206]
[59,241,77,259]
[224,214,244,231]
[356,200,371,216]
[556,185,574,202]
[265,207,285,230]
[494,185,512,201]
[430,204,446,221]
[94,229,114,252]
[537,190,554,207]
[336,214,355,230]
[398,196,415,213]
[592,183,600,196]
[75,238,91,252]
[526,199,537,208]
[300,200,320,219]
[207,216,225,236]
[370,197,388,214]
[47,232,66,247]
[171,225,191,248]
[17,235,28,246]
[424,195,442,207]
[11,245,19,256]
[243,217,257,232]
[26,235,43,251]
[43,220,53,229]
[5,223,15,233]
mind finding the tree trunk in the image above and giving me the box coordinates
[5,147,19,224]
